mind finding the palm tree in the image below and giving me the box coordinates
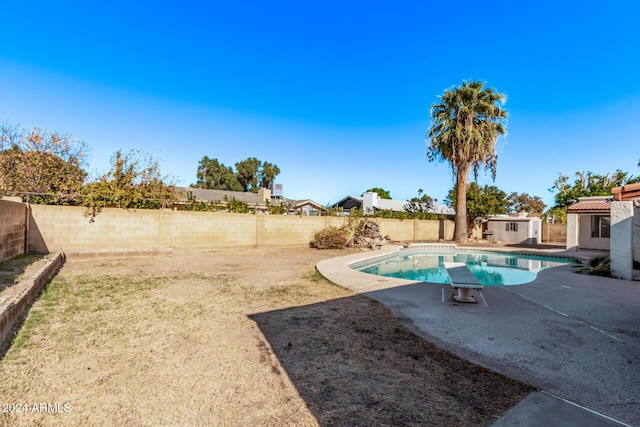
[426,80,508,242]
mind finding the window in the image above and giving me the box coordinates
[505,222,518,232]
[591,215,610,238]
[505,257,518,266]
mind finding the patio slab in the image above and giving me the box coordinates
[316,245,639,426]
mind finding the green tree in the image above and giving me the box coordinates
[446,183,509,233]
[0,123,88,204]
[195,156,280,193]
[234,157,281,192]
[259,161,281,189]
[426,80,508,242]
[235,157,261,192]
[362,187,391,199]
[541,206,567,224]
[81,149,178,217]
[550,170,638,208]
[507,192,546,214]
[404,189,432,213]
[193,156,242,191]
[410,188,431,204]
[223,196,250,213]
[266,199,287,215]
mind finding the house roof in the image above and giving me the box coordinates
[612,182,640,201]
[487,215,541,222]
[428,205,456,215]
[374,198,411,212]
[332,193,455,215]
[566,199,611,214]
[182,187,267,205]
[291,200,327,210]
[332,195,363,206]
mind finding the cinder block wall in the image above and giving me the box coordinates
[415,219,445,241]
[26,204,454,252]
[171,211,258,249]
[28,205,173,251]
[375,218,415,241]
[0,199,27,262]
[256,215,326,247]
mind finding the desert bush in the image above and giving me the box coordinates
[309,226,349,249]
[342,217,367,244]
[572,255,612,277]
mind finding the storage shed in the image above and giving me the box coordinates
[485,215,542,244]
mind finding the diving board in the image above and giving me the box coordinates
[443,262,483,303]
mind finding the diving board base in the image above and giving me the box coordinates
[443,262,484,304]
[453,287,477,303]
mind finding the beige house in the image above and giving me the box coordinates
[289,199,327,216]
[566,186,640,280]
[566,196,611,251]
[178,187,327,216]
[180,187,274,211]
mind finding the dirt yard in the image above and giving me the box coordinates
[0,247,533,426]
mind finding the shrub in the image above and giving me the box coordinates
[572,255,612,277]
[309,226,349,249]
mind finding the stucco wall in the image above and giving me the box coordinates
[486,218,541,244]
[610,201,635,279]
[566,213,579,250]
[26,205,454,252]
[578,214,610,251]
[0,199,27,262]
[635,203,640,267]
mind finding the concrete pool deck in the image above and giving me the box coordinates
[316,245,640,426]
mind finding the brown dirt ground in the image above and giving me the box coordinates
[0,247,533,426]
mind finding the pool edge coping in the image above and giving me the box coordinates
[316,244,604,294]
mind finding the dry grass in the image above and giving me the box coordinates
[0,254,49,293]
[0,248,533,426]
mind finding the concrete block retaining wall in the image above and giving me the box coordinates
[0,252,65,344]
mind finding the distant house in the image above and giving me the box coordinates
[179,187,274,211]
[289,199,327,216]
[330,196,364,215]
[177,187,326,215]
[331,192,455,216]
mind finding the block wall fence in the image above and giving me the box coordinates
[25,204,456,253]
[0,199,28,262]
[1,202,567,256]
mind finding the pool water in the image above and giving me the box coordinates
[352,247,572,286]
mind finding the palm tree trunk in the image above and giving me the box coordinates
[454,167,469,243]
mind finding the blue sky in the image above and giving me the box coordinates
[1,1,638,208]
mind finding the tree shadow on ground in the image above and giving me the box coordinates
[250,293,533,426]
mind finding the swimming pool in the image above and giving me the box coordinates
[351,244,572,286]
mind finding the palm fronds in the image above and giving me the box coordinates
[572,255,611,277]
